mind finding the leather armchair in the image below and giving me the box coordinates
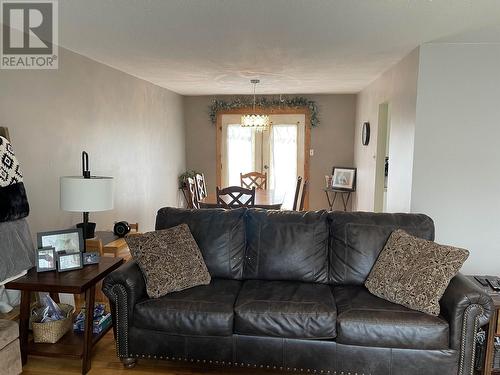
[440,273,493,375]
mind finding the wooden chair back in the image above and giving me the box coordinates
[86,238,103,256]
[199,202,221,209]
[195,173,208,201]
[292,176,303,211]
[186,177,199,209]
[216,186,256,208]
[240,171,267,190]
[129,223,139,232]
[299,179,309,211]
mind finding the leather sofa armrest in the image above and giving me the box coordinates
[440,273,493,375]
[102,260,147,358]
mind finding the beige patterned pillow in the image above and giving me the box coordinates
[126,224,211,298]
[365,229,469,315]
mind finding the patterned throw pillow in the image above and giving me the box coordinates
[126,224,211,298]
[365,229,469,315]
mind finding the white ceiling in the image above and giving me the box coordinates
[58,0,500,95]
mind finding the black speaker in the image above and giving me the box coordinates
[113,221,130,238]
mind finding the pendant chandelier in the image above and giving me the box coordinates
[241,79,270,130]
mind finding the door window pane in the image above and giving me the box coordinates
[270,124,297,209]
[226,124,255,186]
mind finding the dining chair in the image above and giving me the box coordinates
[292,176,303,211]
[186,177,199,209]
[240,172,267,190]
[216,186,256,208]
[299,179,309,211]
[194,173,208,201]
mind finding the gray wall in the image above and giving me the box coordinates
[0,47,186,236]
[354,48,420,212]
[184,94,356,210]
[412,43,500,274]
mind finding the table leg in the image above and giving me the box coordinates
[49,292,60,303]
[484,309,498,375]
[325,191,333,210]
[82,285,96,375]
[341,192,351,211]
[19,290,31,365]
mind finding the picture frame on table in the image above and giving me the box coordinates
[82,252,100,265]
[57,252,83,272]
[37,228,84,254]
[331,167,357,192]
[36,247,57,273]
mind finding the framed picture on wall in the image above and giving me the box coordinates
[331,167,357,192]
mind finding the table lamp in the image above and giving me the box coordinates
[60,151,114,251]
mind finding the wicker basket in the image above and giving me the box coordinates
[32,303,74,344]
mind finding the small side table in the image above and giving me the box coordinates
[469,276,500,375]
[324,188,353,211]
[6,257,124,375]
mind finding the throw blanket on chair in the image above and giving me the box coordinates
[0,136,29,222]
[0,136,34,282]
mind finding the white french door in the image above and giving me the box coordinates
[220,114,305,209]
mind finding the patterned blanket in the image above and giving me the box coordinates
[0,136,34,282]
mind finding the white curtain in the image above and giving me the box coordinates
[226,124,255,187]
[270,124,298,209]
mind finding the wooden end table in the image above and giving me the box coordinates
[324,187,353,211]
[6,257,124,375]
[469,276,500,375]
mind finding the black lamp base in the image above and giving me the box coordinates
[76,221,96,239]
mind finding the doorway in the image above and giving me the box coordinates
[218,112,308,209]
[374,102,391,212]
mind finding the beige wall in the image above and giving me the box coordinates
[354,48,420,212]
[184,94,356,210]
[412,43,500,274]
[0,47,186,236]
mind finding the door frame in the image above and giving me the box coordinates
[216,107,311,209]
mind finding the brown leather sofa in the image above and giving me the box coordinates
[103,208,493,375]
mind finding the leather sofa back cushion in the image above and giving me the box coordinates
[329,212,434,285]
[155,207,246,279]
[244,209,329,283]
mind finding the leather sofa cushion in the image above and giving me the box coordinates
[234,280,336,339]
[155,207,246,279]
[133,279,241,336]
[333,286,449,350]
[328,212,434,285]
[244,209,329,283]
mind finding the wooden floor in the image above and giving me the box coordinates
[21,331,280,375]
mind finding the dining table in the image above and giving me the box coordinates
[201,189,285,209]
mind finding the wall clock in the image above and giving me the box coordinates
[362,122,370,146]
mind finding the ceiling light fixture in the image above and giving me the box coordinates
[241,79,270,131]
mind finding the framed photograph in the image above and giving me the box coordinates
[331,167,357,192]
[82,252,100,266]
[36,247,57,272]
[37,228,83,254]
[57,252,83,272]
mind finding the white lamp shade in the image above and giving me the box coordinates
[60,176,114,212]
